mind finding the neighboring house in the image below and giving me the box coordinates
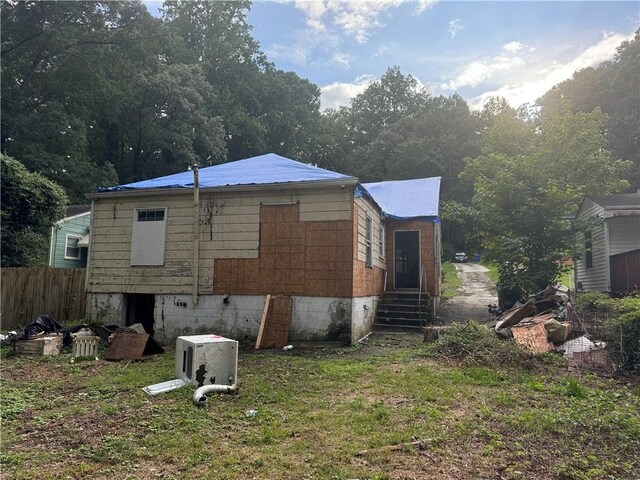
[574,192,640,294]
[85,154,441,343]
[48,205,91,268]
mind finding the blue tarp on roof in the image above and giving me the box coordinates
[98,153,354,192]
[360,177,441,222]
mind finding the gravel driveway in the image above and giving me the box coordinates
[438,262,498,324]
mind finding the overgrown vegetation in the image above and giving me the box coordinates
[1,336,638,480]
[576,292,640,374]
[425,321,556,371]
[441,262,461,299]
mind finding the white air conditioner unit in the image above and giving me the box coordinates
[175,334,238,387]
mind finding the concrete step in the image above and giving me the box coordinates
[375,310,427,321]
[376,303,430,313]
[374,316,428,327]
[372,323,425,333]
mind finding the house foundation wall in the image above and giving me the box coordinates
[351,296,378,343]
[87,292,358,344]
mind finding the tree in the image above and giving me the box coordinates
[1,1,163,200]
[117,64,227,182]
[338,66,430,151]
[538,30,640,189]
[461,109,631,296]
[1,154,68,267]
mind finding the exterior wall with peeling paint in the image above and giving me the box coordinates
[86,293,125,325]
[351,296,378,343]
[86,292,356,344]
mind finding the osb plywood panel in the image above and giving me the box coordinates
[259,296,293,349]
[213,204,354,297]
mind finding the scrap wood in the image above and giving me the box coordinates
[511,322,553,353]
[104,331,164,361]
[255,294,271,349]
[355,439,431,457]
[495,301,537,330]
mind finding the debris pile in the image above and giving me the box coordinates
[489,285,609,371]
[4,316,163,361]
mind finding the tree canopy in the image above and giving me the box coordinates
[1,154,68,267]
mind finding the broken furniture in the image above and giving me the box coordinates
[15,334,63,356]
[72,336,100,358]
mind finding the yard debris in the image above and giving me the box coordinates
[143,379,188,395]
[511,322,553,353]
[487,284,612,370]
[495,301,537,330]
[104,330,164,361]
[355,439,431,457]
[15,334,63,356]
[16,314,62,339]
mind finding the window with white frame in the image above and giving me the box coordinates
[365,214,373,267]
[379,225,385,258]
[64,235,82,260]
[131,207,167,266]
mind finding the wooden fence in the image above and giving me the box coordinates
[1,268,86,330]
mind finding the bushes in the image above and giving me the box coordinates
[426,321,554,370]
[576,292,640,374]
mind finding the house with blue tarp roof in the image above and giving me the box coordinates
[85,153,441,343]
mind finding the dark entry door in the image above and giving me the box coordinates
[126,293,155,336]
[395,231,420,289]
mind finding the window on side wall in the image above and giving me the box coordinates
[64,235,82,260]
[365,214,372,267]
[585,230,593,269]
[131,207,167,266]
[379,225,385,258]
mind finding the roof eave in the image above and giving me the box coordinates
[86,177,358,200]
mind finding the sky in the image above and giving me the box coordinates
[146,1,639,111]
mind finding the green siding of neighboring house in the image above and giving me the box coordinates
[49,213,90,268]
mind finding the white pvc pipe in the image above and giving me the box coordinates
[193,384,236,406]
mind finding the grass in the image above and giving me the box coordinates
[1,336,639,480]
[441,261,461,299]
[480,259,499,284]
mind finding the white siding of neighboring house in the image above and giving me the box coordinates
[575,199,609,292]
[607,216,640,256]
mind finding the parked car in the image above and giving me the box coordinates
[454,252,468,262]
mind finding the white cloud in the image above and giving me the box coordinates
[448,18,463,38]
[294,0,327,30]
[441,54,525,90]
[416,0,438,14]
[470,31,634,108]
[503,41,524,53]
[320,77,372,110]
[287,0,424,43]
[265,28,341,65]
[331,52,351,68]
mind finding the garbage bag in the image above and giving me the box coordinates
[18,315,62,340]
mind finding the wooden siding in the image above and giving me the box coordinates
[88,186,354,295]
[352,201,385,297]
[574,200,608,291]
[354,197,386,270]
[608,216,640,256]
[49,213,90,268]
